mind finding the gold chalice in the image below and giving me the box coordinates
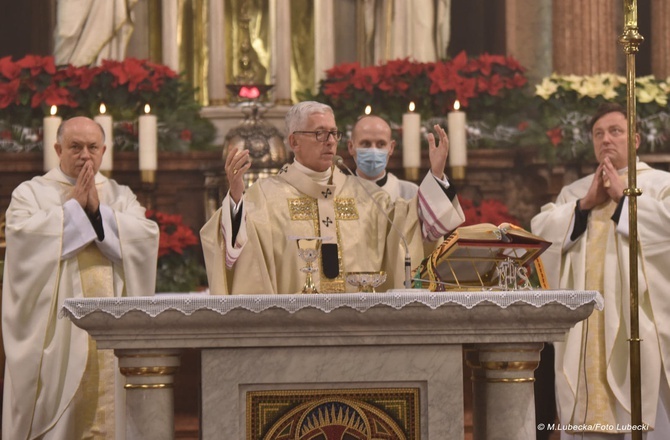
[290,236,324,294]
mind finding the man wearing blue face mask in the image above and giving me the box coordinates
[347,115,420,201]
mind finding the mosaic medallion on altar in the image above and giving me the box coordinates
[247,388,419,440]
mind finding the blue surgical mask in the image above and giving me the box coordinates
[356,148,388,178]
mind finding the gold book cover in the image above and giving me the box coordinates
[413,223,551,291]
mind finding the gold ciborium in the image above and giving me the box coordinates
[345,271,387,293]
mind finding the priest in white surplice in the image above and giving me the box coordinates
[347,115,419,202]
[201,101,464,294]
[2,117,159,439]
[531,103,670,439]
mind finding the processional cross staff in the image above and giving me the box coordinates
[619,0,644,438]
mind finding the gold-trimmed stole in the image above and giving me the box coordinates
[76,244,116,438]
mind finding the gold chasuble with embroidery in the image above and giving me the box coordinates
[201,163,465,294]
[531,162,670,433]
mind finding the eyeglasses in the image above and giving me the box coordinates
[293,130,343,142]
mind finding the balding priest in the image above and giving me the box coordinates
[201,101,465,294]
[2,116,159,439]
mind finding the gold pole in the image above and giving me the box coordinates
[618,1,644,438]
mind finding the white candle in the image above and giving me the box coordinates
[139,104,157,171]
[364,105,372,115]
[402,102,421,169]
[447,100,467,167]
[43,105,61,172]
[94,103,113,171]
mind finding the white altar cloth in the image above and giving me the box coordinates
[60,289,603,319]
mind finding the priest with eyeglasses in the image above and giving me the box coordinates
[201,101,465,294]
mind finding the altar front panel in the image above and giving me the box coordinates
[202,344,462,439]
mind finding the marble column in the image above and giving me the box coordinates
[208,0,227,105]
[161,0,179,72]
[117,349,182,440]
[466,343,543,440]
[552,0,618,75]
[273,0,292,105]
[651,0,670,78]
[314,0,335,85]
[505,0,552,86]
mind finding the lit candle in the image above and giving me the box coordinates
[94,103,113,172]
[364,105,372,115]
[447,100,467,172]
[139,104,158,178]
[43,105,61,172]
[402,102,421,179]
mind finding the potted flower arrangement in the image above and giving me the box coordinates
[533,73,670,163]
[301,51,539,150]
[0,55,215,153]
[146,210,207,293]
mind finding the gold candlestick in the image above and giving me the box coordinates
[618,1,644,438]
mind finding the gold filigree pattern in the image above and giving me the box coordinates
[287,197,360,293]
[247,388,419,440]
[334,198,359,220]
[288,198,318,221]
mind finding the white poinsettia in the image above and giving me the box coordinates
[636,76,668,106]
[535,76,559,100]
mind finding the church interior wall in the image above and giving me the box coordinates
[1,1,669,438]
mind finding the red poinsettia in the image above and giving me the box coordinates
[460,197,520,227]
[0,55,184,127]
[312,51,529,129]
[146,210,200,257]
[546,127,563,147]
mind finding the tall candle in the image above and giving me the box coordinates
[139,104,157,171]
[43,105,61,171]
[402,102,421,170]
[447,100,467,167]
[94,103,113,172]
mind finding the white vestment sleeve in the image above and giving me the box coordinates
[416,173,464,241]
[95,204,122,263]
[562,215,579,251]
[616,197,630,238]
[61,199,97,259]
[62,200,122,262]
[221,192,248,268]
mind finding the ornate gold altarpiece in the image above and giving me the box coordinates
[62,291,599,440]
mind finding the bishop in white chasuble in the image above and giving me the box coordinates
[201,101,464,295]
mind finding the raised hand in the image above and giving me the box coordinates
[225,147,252,203]
[427,124,449,180]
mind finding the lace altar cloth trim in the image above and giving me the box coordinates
[60,289,603,320]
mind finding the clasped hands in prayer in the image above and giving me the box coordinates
[579,157,625,210]
[224,123,452,203]
[69,160,100,215]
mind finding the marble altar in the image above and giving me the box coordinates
[61,290,600,440]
